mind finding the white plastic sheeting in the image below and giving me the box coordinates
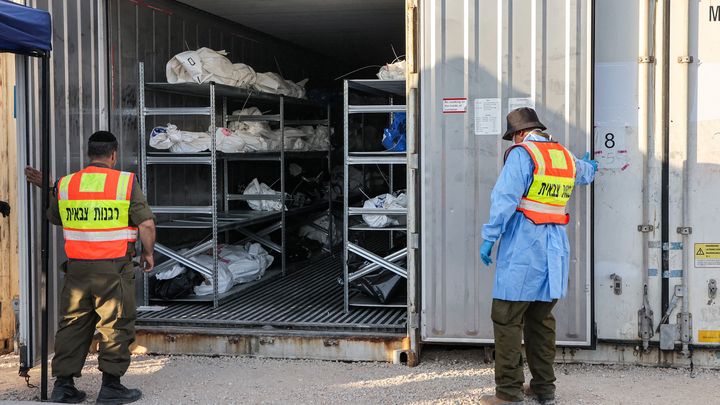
[166,48,257,87]
[150,119,330,154]
[166,47,307,98]
[149,124,211,153]
[377,60,406,80]
[161,243,274,296]
[299,214,339,247]
[362,193,407,228]
[243,178,284,211]
[254,72,308,98]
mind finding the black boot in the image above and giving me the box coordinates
[50,376,87,403]
[95,373,142,405]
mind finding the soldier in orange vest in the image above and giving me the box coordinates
[26,131,155,404]
[478,108,597,405]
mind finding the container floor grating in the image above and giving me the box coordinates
[137,255,407,333]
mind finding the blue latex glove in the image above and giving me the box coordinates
[480,240,494,266]
[582,152,599,172]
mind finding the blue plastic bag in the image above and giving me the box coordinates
[382,112,406,152]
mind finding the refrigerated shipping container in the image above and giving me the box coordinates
[9,0,720,370]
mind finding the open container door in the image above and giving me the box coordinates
[419,0,594,346]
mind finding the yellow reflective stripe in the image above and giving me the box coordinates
[57,200,130,230]
[79,173,107,192]
[58,174,74,200]
[548,149,568,170]
[63,228,137,242]
[518,199,567,215]
[526,175,575,206]
[116,172,132,201]
[523,142,546,176]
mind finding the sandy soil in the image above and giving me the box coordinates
[0,348,716,404]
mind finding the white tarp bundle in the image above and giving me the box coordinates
[377,60,406,80]
[166,48,257,87]
[362,192,408,228]
[149,124,211,153]
[243,178,285,211]
[166,48,307,98]
[227,107,271,134]
[308,125,331,150]
[253,72,308,98]
[151,116,329,153]
[299,214,340,247]
[215,127,248,153]
[157,243,274,296]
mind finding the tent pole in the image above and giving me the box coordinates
[39,52,50,402]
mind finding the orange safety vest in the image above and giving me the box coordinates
[57,166,137,260]
[505,140,577,225]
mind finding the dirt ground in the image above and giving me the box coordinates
[0,348,716,404]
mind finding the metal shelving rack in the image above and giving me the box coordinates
[343,79,408,312]
[138,62,332,308]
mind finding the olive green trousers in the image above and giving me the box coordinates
[491,298,558,402]
[51,259,136,378]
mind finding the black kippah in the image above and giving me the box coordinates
[89,131,117,143]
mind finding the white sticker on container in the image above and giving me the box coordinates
[474,98,501,135]
[442,98,468,113]
[594,126,628,170]
[508,97,535,112]
[695,243,720,268]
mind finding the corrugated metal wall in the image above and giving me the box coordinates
[678,0,720,346]
[107,0,331,208]
[592,0,652,341]
[19,0,334,365]
[19,0,109,367]
[419,0,593,345]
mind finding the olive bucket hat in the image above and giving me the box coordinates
[502,107,546,140]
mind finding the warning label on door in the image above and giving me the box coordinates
[695,243,720,268]
[442,98,468,113]
[698,330,720,343]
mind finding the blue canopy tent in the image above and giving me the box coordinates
[0,0,52,400]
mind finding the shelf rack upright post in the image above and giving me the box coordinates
[342,79,408,312]
[138,62,333,307]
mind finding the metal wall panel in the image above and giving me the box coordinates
[19,0,331,366]
[681,0,720,347]
[107,0,328,171]
[419,0,592,345]
[591,0,665,343]
[19,0,108,367]
[592,0,650,341]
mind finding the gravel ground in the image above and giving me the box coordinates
[0,348,716,404]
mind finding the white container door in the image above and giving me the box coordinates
[419,0,593,345]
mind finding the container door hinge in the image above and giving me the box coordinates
[677,227,692,235]
[677,56,694,63]
[638,225,654,233]
[638,308,655,340]
[678,312,692,343]
[638,56,656,63]
[407,72,419,90]
[408,312,419,329]
[409,233,420,249]
[408,154,419,170]
[610,274,622,295]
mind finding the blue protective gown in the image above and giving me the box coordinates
[481,134,595,302]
